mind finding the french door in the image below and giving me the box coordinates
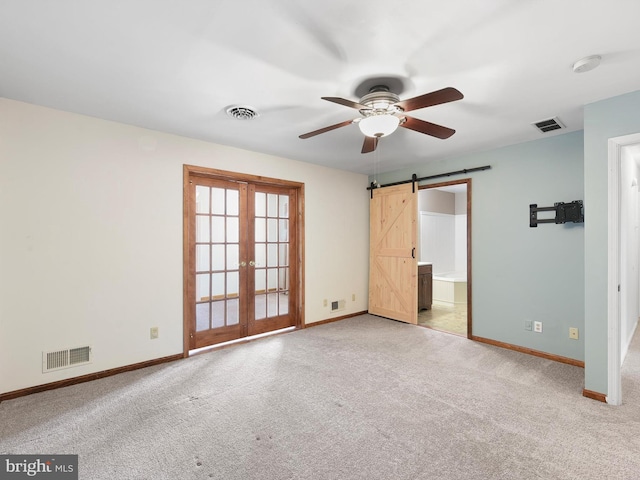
[184,167,302,351]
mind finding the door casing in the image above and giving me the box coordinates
[607,133,640,405]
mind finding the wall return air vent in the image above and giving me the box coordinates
[331,300,346,313]
[42,346,93,373]
[532,117,565,133]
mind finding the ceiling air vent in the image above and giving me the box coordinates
[226,105,258,120]
[532,117,565,133]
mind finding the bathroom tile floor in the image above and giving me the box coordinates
[418,302,468,336]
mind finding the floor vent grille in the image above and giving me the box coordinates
[43,346,92,373]
[532,117,565,133]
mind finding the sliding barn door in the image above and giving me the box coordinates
[369,183,418,324]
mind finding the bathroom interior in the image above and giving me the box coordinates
[417,182,469,336]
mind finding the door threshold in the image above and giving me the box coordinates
[417,323,468,338]
[189,326,297,357]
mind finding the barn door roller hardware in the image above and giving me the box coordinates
[367,165,491,198]
[529,200,584,227]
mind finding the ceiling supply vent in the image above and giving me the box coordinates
[226,105,258,120]
[42,346,92,373]
[532,117,565,133]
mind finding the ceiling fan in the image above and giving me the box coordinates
[299,85,463,153]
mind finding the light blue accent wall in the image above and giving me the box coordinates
[373,131,585,361]
[584,89,640,394]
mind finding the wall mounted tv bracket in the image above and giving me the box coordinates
[529,200,584,227]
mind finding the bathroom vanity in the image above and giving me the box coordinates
[418,262,433,311]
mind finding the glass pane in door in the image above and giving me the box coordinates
[254,192,290,320]
[195,185,242,331]
[189,173,298,350]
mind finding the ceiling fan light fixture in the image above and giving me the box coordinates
[358,114,400,138]
[299,84,463,153]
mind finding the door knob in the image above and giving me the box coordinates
[239,261,247,267]
[249,260,256,266]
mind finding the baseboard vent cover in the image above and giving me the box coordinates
[43,346,93,373]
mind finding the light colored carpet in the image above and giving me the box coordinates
[2,315,640,479]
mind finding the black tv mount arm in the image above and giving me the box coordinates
[530,200,584,227]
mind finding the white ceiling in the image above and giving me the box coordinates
[1,0,639,175]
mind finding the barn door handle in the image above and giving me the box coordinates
[412,248,416,259]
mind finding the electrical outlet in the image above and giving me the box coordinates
[150,327,159,339]
[533,321,543,333]
[352,293,356,301]
[524,320,532,331]
[323,299,327,307]
[569,327,579,340]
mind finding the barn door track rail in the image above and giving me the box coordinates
[367,165,491,198]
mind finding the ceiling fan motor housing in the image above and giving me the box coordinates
[359,86,402,116]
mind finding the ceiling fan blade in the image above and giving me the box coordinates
[322,97,369,110]
[361,135,378,154]
[400,116,456,139]
[299,119,353,139]
[394,87,463,112]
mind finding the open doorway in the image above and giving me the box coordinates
[608,134,640,405]
[417,179,471,337]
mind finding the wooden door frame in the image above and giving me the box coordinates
[183,165,305,357]
[418,178,472,338]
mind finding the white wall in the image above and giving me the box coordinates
[420,212,455,273]
[419,212,467,275]
[418,189,455,214]
[455,213,467,273]
[419,189,467,275]
[0,99,370,394]
[455,191,467,215]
